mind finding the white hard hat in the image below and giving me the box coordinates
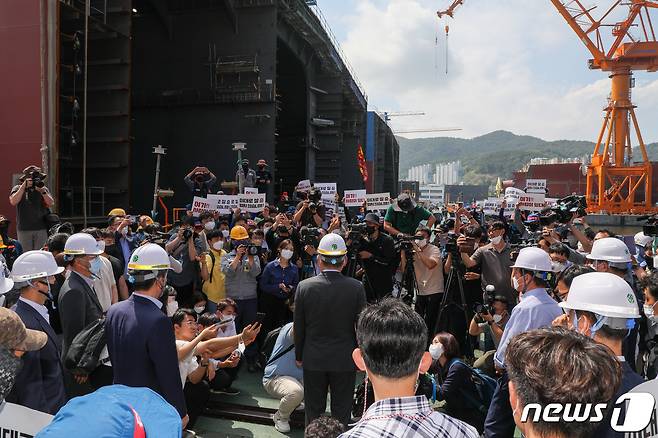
[510,247,554,272]
[128,243,174,271]
[634,232,653,248]
[317,233,347,257]
[586,237,631,263]
[11,250,64,282]
[559,272,640,320]
[64,233,104,256]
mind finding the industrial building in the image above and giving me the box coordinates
[0,0,399,228]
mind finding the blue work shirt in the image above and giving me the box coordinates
[494,288,562,368]
[263,322,303,382]
[259,259,299,300]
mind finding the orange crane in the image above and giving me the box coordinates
[436,0,658,214]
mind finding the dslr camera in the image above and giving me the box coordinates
[540,195,587,225]
[473,285,497,317]
[300,226,322,247]
[182,228,194,242]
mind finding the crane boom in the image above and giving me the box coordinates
[437,0,658,213]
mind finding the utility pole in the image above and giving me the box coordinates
[233,142,247,194]
[151,145,167,218]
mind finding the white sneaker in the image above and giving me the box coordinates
[273,410,291,433]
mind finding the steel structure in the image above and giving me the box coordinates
[437,0,658,213]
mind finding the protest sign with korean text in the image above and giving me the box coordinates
[239,193,266,213]
[343,189,367,207]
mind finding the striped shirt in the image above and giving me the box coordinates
[339,396,479,438]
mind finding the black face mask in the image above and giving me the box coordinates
[242,165,249,171]
[366,226,376,235]
[258,165,265,170]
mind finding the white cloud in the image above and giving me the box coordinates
[338,0,658,143]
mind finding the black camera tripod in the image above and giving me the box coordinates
[398,246,419,306]
[434,257,470,338]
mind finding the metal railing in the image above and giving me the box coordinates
[307,2,367,101]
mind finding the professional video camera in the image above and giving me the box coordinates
[29,170,45,189]
[300,226,322,247]
[246,243,262,256]
[473,284,496,316]
[638,214,658,237]
[509,239,539,262]
[540,195,587,225]
[308,188,322,203]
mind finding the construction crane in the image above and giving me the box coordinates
[436,0,658,214]
[437,0,464,18]
[381,111,426,122]
[394,128,462,134]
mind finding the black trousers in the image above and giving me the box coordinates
[89,364,113,389]
[184,380,210,429]
[415,293,442,339]
[303,369,356,427]
[483,371,515,438]
[259,292,290,336]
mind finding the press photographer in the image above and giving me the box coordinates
[469,291,509,377]
[400,226,446,335]
[384,192,435,237]
[354,213,395,302]
[458,221,516,306]
[165,217,203,307]
[9,166,55,251]
[294,188,324,227]
[184,166,217,197]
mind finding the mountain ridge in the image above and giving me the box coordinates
[397,130,658,186]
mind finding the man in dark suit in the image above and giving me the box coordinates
[106,243,189,429]
[294,233,367,427]
[6,250,66,414]
[58,233,110,395]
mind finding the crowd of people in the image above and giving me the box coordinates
[2,163,658,438]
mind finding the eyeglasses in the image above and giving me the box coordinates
[183,320,198,326]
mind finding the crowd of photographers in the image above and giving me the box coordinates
[2,164,658,437]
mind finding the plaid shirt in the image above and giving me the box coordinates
[339,396,479,438]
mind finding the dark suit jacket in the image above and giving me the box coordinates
[58,271,104,361]
[294,271,367,371]
[106,294,187,418]
[7,299,66,414]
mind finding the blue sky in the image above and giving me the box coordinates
[313,0,658,143]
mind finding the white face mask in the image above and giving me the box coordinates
[429,342,444,360]
[212,241,223,251]
[490,235,503,245]
[194,305,205,314]
[418,239,428,248]
[493,314,503,324]
[280,249,294,260]
[222,229,230,238]
[512,276,521,291]
[166,300,179,317]
[644,304,655,318]
[220,313,234,322]
[552,261,566,272]
[263,226,272,235]
[204,221,216,231]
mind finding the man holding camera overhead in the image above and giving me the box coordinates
[383,193,435,237]
[184,166,217,197]
[9,166,54,251]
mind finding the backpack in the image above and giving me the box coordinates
[258,326,294,370]
[449,359,497,415]
[64,318,106,374]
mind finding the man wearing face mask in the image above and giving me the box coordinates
[458,221,516,307]
[236,159,257,191]
[6,251,66,414]
[0,307,49,406]
[639,273,658,379]
[400,226,446,334]
[557,272,644,438]
[59,233,111,395]
[483,247,562,438]
[255,159,273,198]
[201,230,227,314]
[357,213,395,302]
[106,243,189,429]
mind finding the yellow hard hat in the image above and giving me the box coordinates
[108,208,126,217]
[230,225,249,240]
